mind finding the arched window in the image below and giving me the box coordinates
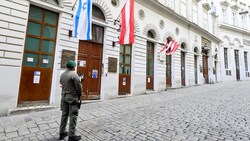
[147,30,154,39]
[167,37,172,44]
[93,5,105,21]
[181,43,186,49]
[194,47,199,53]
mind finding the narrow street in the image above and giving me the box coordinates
[1,81,250,141]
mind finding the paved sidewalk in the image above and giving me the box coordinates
[1,81,250,141]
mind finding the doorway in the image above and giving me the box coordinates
[166,55,172,87]
[194,47,199,84]
[181,51,186,86]
[77,25,104,100]
[235,50,240,80]
[18,6,59,104]
[119,45,131,95]
[146,41,154,90]
[202,54,209,84]
[194,55,198,84]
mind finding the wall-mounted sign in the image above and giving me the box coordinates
[61,49,76,68]
[108,57,117,72]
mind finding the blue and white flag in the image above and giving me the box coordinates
[73,0,92,40]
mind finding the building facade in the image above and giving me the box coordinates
[215,0,250,81]
[0,0,222,116]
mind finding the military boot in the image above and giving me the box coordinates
[68,135,81,141]
[59,131,68,140]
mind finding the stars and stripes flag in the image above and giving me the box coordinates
[73,0,92,40]
[119,0,134,45]
[160,39,179,55]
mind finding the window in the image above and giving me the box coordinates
[119,45,131,74]
[232,12,238,26]
[244,52,248,71]
[92,5,105,21]
[212,17,216,35]
[203,10,208,30]
[24,6,58,68]
[192,2,198,24]
[241,15,247,29]
[180,0,187,18]
[166,0,174,9]
[222,8,228,23]
[224,48,228,69]
[92,24,104,44]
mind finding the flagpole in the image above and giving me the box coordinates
[72,0,78,10]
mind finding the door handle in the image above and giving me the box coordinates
[89,71,91,77]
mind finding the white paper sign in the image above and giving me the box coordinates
[27,57,34,62]
[43,59,49,64]
[123,82,126,85]
[33,75,40,84]
[79,60,86,67]
[148,78,150,83]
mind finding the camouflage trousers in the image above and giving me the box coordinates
[59,94,79,137]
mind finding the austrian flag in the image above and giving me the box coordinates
[160,39,179,55]
[119,0,134,45]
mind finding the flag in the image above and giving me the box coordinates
[73,0,92,40]
[166,40,179,55]
[119,0,134,45]
[160,39,179,55]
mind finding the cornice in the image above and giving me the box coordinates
[219,22,250,36]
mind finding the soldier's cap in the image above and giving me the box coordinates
[67,60,76,68]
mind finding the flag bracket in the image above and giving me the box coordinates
[114,19,121,32]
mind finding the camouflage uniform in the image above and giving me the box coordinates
[59,69,82,137]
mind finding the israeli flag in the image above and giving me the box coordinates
[73,0,92,40]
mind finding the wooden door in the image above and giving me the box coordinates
[77,41,103,100]
[18,6,58,104]
[235,50,240,80]
[181,51,186,86]
[166,55,172,87]
[146,41,154,90]
[77,24,104,100]
[119,45,131,95]
[202,54,209,84]
[194,55,198,84]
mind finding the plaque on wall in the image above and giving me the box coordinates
[108,57,117,72]
[61,49,76,68]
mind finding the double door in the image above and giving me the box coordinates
[202,54,209,84]
[77,41,102,100]
[146,41,154,90]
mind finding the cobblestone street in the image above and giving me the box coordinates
[1,81,250,141]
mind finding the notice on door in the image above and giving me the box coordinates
[79,60,86,67]
[148,78,150,83]
[92,70,98,79]
[33,71,41,84]
[122,77,126,86]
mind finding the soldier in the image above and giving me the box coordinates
[59,60,82,141]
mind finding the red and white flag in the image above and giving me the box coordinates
[160,39,179,55]
[119,0,134,45]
